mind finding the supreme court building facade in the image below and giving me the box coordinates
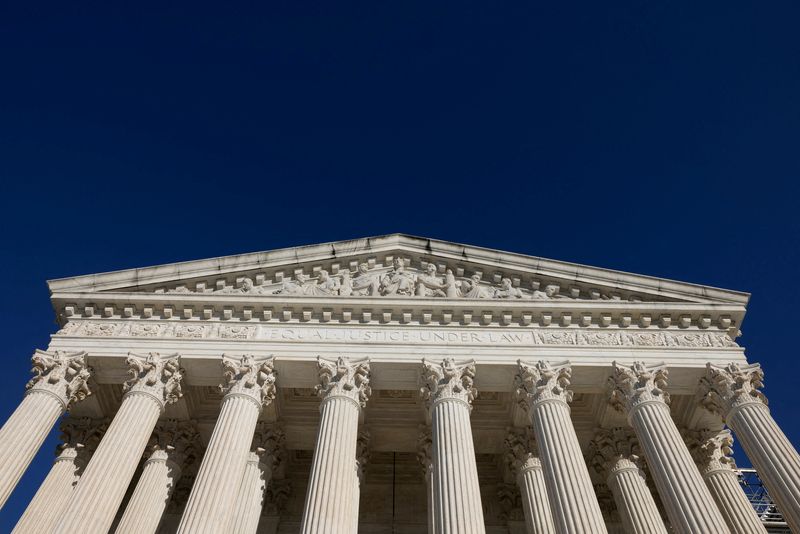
[1,234,798,534]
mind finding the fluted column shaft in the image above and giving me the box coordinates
[230,452,272,534]
[699,362,800,532]
[13,448,81,533]
[0,350,90,508]
[301,396,361,533]
[517,361,607,534]
[518,461,556,534]
[178,355,277,534]
[705,468,767,534]
[606,462,667,534]
[54,352,183,534]
[631,402,728,533]
[300,356,371,534]
[431,398,486,534]
[115,450,182,534]
[13,418,105,534]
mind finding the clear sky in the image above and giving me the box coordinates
[1,1,799,528]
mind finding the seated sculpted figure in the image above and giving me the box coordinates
[493,277,525,299]
[461,274,491,298]
[416,264,446,297]
[352,263,380,296]
[531,284,562,300]
[380,257,415,296]
[306,270,340,296]
[277,273,311,296]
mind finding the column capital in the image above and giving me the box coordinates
[504,427,541,478]
[316,356,371,407]
[588,427,645,481]
[221,354,278,409]
[56,417,107,468]
[608,361,670,417]
[514,359,573,411]
[148,419,199,473]
[123,352,184,409]
[697,362,768,421]
[252,421,286,474]
[420,358,477,409]
[683,428,737,476]
[416,427,433,478]
[25,350,92,410]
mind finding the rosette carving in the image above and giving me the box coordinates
[124,352,183,408]
[316,356,371,407]
[26,350,92,409]
[514,360,573,410]
[220,354,277,408]
[697,362,768,421]
[420,358,477,408]
[608,361,670,416]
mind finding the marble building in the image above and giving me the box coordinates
[0,234,797,534]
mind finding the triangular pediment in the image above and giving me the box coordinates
[48,234,749,306]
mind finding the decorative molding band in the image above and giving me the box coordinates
[55,320,740,349]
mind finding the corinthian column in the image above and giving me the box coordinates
[352,429,371,533]
[177,355,277,533]
[12,417,106,534]
[588,427,667,534]
[54,352,183,534]
[608,361,728,534]
[697,362,800,532]
[0,350,91,508]
[230,422,285,534]
[684,428,767,534]
[504,428,555,534]
[300,356,371,534]
[420,358,485,534]
[417,428,435,534]
[515,360,607,534]
[115,420,198,534]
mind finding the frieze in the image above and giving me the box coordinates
[55,321,739,348]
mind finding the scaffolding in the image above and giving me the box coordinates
[737,468,790,533]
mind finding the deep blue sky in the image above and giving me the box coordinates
[1,1,799,528]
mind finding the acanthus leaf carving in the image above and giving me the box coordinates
[420,358,477,408]
[355,429,371,483]
[220,354,277,408]
[124,352,183,408]
[588,427,644,481]
[57,417,108,473]
[252,421,286,475]
[682,428,737,476]
[514,359,573,410]
[608,361,670,416]
[148,419,199,475]
[316,356,371,407]
[504,427,541,479]
[26,349,93,409]
[697,362,767,421]
[416,427,433,477]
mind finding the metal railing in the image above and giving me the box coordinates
[737,468,790,533]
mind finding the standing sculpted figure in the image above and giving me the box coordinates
[443,269,460,298]
[352,263,380,296]
[380,257,415,296]
[338,269,353,296]
[416,264,446,297]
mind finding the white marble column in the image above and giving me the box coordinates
[12,417,105,533]
[684,428,767,534]
[300,356,371,534]
[608,361,729,534]
[698,362,800,533]
[417,428,435,534]
[505,428,556,534]
[421,358,485,534]
[0,350,91,508]
[54,352,183,534]
[588,427,667,534]
[115,420,198,534]
[177,355,277,533]
[516,360,607,534]
[230,422,284,534]
[300,357,372,534]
